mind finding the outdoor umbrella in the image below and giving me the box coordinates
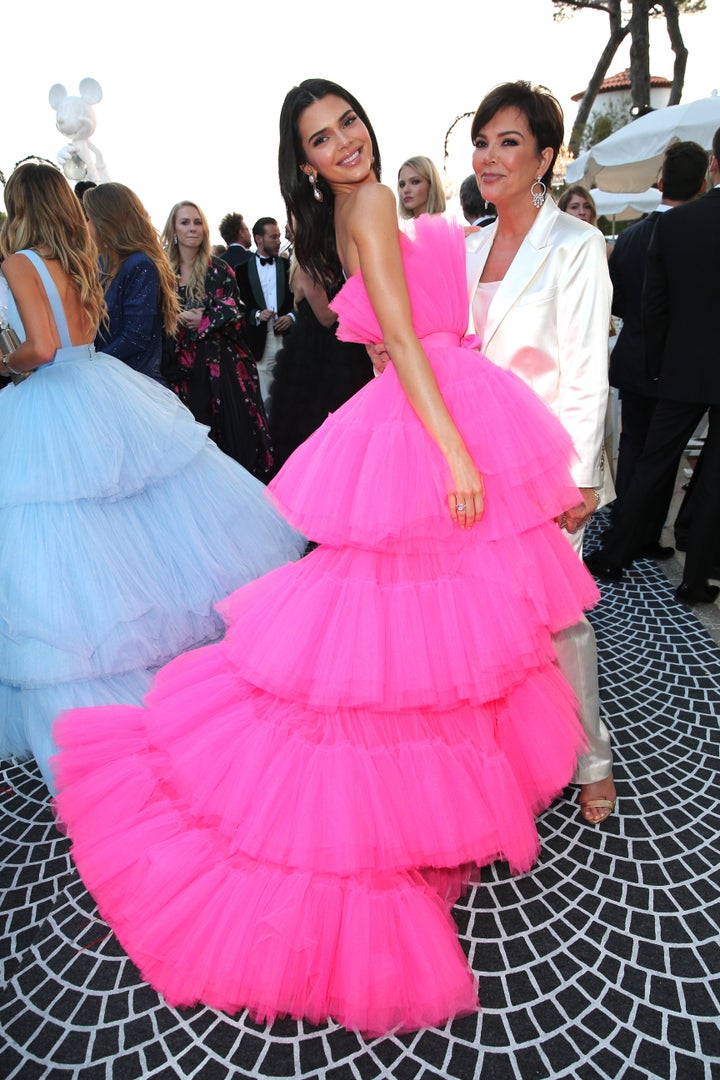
[592,187,661,234]
[566,93,720,192]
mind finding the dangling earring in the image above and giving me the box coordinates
[308,173,324,203]
[530,176,546,209]
[173,234,178,245]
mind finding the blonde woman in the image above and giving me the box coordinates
[83,182,178,382]
[397,155,446,220]
[162,201,273,478]
[0,163,303,792]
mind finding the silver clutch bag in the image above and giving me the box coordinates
[0,324,29,384]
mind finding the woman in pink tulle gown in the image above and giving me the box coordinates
[54,78,599,1036]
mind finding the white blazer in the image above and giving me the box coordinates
[466,198,612,493]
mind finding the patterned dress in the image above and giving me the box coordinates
[163,257,273,480]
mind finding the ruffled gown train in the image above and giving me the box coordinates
[54,217,599,1034]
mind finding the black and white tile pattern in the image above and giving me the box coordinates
[2,540,719,1078]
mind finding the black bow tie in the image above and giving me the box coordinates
[258,256,274,266]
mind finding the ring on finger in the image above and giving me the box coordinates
[456,501,467,512]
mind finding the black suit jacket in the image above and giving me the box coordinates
[609,211,661,397]
[221,245,253,272]
[643,187,720,403]
[236,255,293,360]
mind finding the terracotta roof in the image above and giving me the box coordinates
[572,68,672,102]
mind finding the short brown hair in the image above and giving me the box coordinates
[219,212,246,246]
[471,81,564,188]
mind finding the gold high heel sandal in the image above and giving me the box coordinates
[579,798,616,825]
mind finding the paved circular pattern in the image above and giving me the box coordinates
[2,526,719,1079]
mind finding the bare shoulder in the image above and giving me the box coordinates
[338,183,399,273]
[350,182,396,220]
[345,183,398,246]
[0,253,48,301]
[2,252,34,279]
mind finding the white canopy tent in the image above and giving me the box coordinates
[592,187,661,219]
[592,188,661,234]
[566,93,720,192]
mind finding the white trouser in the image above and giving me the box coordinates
[554,524,613,785]
[256,327,283,413]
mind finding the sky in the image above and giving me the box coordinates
[2,0,718,242]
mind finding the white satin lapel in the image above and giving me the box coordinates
[471,199,558,346]
[465,223,494,300]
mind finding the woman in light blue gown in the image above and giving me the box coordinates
[0,161,304,793]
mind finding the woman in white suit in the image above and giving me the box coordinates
[465,81,616,824]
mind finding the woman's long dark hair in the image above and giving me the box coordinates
[279,78,382,290]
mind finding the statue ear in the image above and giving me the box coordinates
[79,78,103,105]
[49,84,67,109]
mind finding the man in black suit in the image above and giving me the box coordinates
[459,175,496,228]
[608,141,709,552]
[218,212,253,271]
[236,217,294,411]
[587,129,720,604]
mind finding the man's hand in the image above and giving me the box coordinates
[273,314,293,334]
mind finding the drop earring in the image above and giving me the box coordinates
[308,173,324,203]
[173,234,178,245]
[530,176,546,209]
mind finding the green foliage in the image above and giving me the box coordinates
[580,97,632,152]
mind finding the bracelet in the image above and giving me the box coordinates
[1,353,28,379]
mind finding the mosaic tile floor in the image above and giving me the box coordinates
[2,535,719,1079]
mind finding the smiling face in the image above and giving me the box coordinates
[397,165,430,217]
[174,204,204,250]
[471,107,552,213]
[298,94,375,194]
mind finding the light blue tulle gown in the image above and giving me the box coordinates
[0,251,305,792]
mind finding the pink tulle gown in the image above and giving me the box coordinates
[54,216,600,1036]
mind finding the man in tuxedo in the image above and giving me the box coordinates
[587,128,720,604]
[608,141,709,545]
[236,217,294,411]
[459,175,496,229]
[218,212,253,271]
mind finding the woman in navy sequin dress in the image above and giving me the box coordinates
[84,183,174,384]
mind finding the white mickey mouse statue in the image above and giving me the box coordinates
[49,77,111,183]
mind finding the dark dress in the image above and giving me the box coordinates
[162,257,273,481]
[269,297,372,472]
[97,252,166,383]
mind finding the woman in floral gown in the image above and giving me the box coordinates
[161,201,273,481]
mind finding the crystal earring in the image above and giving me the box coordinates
[308,173,324,203]
[530,177,546,209]
[173,234,178,245]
